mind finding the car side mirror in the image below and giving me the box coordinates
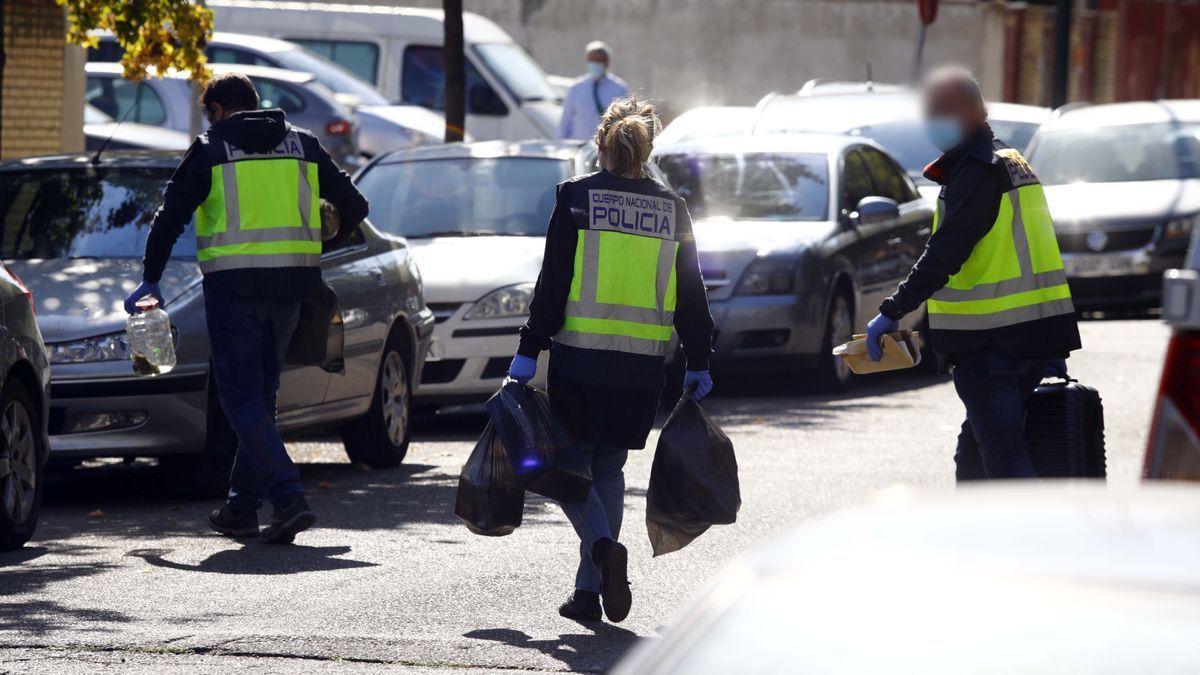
[851,196,900,226]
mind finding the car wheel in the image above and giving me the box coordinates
[160,382,235,499]
[342,336,411,468]
[816,290,854,392]
[0,380,44,551]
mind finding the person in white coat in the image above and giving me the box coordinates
[557,41,629,140]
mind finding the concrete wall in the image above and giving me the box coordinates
[353,0,1004,117]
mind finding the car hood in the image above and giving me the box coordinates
[9,258,200,343]
[1044,179,1200,226]
[407,236,545,304]
[357,104,453,143]
[85,122,191,151]
[693,218,832,255]
[521,100,563,138]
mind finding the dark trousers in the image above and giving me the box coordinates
[951,350,1048,481]
[205,294,304,512]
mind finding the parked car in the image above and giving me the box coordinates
[0,262,50,550]
[84,62,362,170]
[0,152,434,494]
[613,483,1200,674]
[1144,221,1200,480]
[655,133,933,390]
[1026,100,1200,310]
[355,140,610,407]
[89,31,451,157]
[84,104,191,152]
[207,0,563,141]
[753,90,1050,201]
[657,106,756,147]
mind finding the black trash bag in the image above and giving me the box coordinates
[285,281,344,374]
[486,381,592,502]
[646,392,740,556]
[455,421,525,536]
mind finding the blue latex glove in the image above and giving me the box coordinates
[123,280,162,315]
[683,370,713,401]
[866,313,899,362]
[507,354,537,384]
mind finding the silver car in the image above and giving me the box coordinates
[0,152,433,495]
[656,134,932,390]
[84,62,362,170]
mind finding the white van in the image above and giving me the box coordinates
[207,0,562,142]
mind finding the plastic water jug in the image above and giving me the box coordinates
[125,297,176,377]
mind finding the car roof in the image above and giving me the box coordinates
[0,152,183,172]
[1041,99,1200,131]
[657,132,864,156]
[84,60,315,84]
[373,139,587,164]
[209,31,302,54]
[207,0,513,43]
[757,91,1049,131]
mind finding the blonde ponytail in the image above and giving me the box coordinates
[595,95,660,178]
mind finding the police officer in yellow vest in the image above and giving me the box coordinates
[866,66,1081,481]
[509,96,714,623]
[124,73,368,542]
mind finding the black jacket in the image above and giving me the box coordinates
[142,109,369,300]
[879,127,1081,359]
[519,170,714,448]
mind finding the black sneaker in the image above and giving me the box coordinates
[592,538,632,623]
[260,496,317,544]
[208,506,259,538]
[558,590,602,623]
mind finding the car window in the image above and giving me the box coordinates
[291,39,380,86]
[657,152,829,222]
[841,150,875,213]
[401,46,507,116]
[1029,122,1200,184]
[356,157,569,238]
[859,147,916,203]
[0,168,196,260]
[250,78,306,114]
[208,46,276,67]
[85,77,167,126]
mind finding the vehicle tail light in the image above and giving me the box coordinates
[326,118,352,136]
[1143,331,1200,480]
[2,262,34,315]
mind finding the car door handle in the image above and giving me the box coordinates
[886,237,903,248]
[369,268,386,284]
[917,227,932,237]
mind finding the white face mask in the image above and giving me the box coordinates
[586,62,606,80]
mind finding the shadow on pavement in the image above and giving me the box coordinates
[126,544,377,575]
[464,625,640,673]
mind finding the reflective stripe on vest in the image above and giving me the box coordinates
[195,130,321,275]
[927,150,1073,331]
[554,193,680,357]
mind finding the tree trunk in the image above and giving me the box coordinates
[442,0,465,143]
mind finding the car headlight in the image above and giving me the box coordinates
[47,332,131,364]
[1164,213,1199,239]
[464,283,535,320]
[735,257,798,295]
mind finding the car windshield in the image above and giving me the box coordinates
[1029,122,1200,184]
[356,157,569,237]
[0,168,195,260]
[990,120,1040,152]
[473,43,558,102]
[657,152,829,221]
[272,48,390,106]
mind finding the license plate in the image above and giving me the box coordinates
[1063,254,1135,278]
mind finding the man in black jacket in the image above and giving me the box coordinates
[866,67,1081,480]
[124,73,368,542]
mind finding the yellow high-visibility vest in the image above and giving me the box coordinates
[927,148,1074,330]
[195,129,322,275]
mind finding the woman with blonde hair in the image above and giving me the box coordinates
[507,95,715,623]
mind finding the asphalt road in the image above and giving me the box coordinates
[0,318,1170,673]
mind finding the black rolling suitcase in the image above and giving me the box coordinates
[1024,378,1106,478]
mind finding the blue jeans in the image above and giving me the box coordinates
[952,350,1048,481]
[557,442,629,593]
[205,294,304,512]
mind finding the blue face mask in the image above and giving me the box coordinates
[586,62,606,80]
[925,116,965,152]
